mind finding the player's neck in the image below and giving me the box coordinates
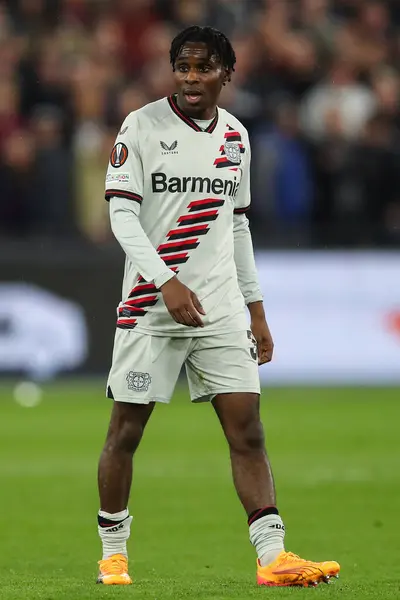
[175,95,217,121]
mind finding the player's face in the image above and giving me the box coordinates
[173,42,228,119]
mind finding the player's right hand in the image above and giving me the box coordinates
[160,277,205,327]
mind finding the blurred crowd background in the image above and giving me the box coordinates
[1,0,400,248]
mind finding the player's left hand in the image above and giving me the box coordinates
[251,316,274,365]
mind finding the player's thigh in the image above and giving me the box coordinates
[107,329,190,404]
[185,330,260,403]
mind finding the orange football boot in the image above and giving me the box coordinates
[257,550,340,587]
[97,553,132,585]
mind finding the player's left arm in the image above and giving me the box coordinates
[233,131,274,365]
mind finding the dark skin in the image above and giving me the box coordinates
[98,42,276,518]
[173,41,230,119]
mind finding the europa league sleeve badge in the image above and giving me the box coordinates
[110,142,128,168]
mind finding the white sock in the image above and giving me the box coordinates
[249,514,285,566]
[98,509,132,560]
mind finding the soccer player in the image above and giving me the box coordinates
[96,26,340,587]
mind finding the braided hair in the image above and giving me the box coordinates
[170,26,236,72]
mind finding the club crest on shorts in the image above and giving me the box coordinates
[126,371,151,392]
[224,141,242,164]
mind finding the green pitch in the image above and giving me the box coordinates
[0,383,399,599]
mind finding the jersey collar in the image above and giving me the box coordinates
[168,94,218,133]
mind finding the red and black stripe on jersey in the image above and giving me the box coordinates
[116,294,157,328]
[128,283,157,298]
[214,156,244,169]
[125,295,158,307]
[188,198,225,212]
[167,224,209,240]
[162,252,189,266]
[158,239,199,254]
[105,189,143,204]
[224,131,242,142]
[233,205,250,214]
[116,198,225,329]
[116,318,137,329]
[178,210,219,226]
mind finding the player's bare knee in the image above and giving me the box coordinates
[213,393,264,453]
[105,401,153,455]
[111,419,145,454]
[227,418,265,454]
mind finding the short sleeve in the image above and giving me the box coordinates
[234,129,251,214]
[105,113,144,205]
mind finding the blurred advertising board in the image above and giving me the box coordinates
[0,283,88,379]
[0,247,399,384]
[256,252,400,385]
[0,245,122,378]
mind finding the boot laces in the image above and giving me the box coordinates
[99,554,127,574]
[277,551,304,564]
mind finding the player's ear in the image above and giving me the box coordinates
[223,69,231,86]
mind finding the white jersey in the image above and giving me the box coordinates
[105,95,261,336]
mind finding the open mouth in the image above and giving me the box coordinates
[183,91,203,104]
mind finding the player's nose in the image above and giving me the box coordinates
[185,68,200,84]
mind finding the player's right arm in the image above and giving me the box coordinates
[105,114,204,327]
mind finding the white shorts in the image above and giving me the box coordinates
[106,329,260,404]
